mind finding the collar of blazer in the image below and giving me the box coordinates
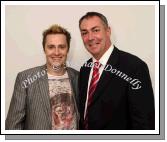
[80,46,120,107]
[81,46,120,71]
[38,64,78,102]
[38,64,76,80]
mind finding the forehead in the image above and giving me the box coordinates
[80,16,104,29]
[45,34,67,43]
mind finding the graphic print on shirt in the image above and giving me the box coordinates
[48,75,77,130]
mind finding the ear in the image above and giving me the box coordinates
[43,48,46,53]
[107,26,111,36]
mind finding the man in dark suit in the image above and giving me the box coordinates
[79,12,155,130]
[6,24,79,130]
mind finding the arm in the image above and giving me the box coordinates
[128,61,155,129]
[5,73,27,130]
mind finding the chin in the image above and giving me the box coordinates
[91,50,100,55]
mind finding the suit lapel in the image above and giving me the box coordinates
[91,46,120,104]
[37,65,52,125]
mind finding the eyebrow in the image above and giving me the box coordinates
[81,26,100,31]
[47,44,55,47]
[47,44,66,47]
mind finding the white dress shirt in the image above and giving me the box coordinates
[84,44,114,119]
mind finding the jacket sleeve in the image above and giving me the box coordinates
[5,73,27,130]
[128,61,155,129]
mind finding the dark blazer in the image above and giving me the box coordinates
[6,65,79,130]
[79,47,155,130]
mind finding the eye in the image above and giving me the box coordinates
[58,45,67,49]
[93,29,100,33]
[81,31,88,36]
[47,45,54,49]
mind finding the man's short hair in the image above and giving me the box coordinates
[79,12,109,28]
[42,24,71,51]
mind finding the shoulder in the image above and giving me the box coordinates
[116,47,148,69]
[17,65,46,78]
[80,58,93,69]
[67,67,79,76]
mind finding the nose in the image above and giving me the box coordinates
[88,32,94,41]
[54,47,60,55]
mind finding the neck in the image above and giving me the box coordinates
[94,42,111,60]
[47,64,66,76]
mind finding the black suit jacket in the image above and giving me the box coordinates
[79,47,155,130]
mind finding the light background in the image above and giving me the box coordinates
[5,5,155,117]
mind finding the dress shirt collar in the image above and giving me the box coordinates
[92,44,114,66]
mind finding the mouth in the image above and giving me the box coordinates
[51,57,62,61]
[88,42,100,48]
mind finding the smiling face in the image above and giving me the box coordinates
[80,16,111,60]
[44,34,68,70]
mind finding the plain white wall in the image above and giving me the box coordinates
[5,5,155,117]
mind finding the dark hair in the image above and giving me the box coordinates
[42,24,71,50]
[79,12,109,28]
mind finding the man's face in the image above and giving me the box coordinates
[44,34,68,69]
[80,16,111,60]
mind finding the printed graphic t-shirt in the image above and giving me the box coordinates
[48,72,77,130]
